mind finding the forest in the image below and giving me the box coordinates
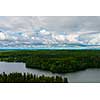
[0,72,67,83]
[0,50,99,73]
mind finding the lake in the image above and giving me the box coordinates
[0,62,100,83]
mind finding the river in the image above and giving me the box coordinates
[0,62,100,83]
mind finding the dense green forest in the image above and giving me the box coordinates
[0,72,67,83]
[0,50,100,73]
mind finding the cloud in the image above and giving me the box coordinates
[0,32,6,40]
[35,16,100,32]
[79,32,100,45]
[0,16,100,49]
[1,16,100,33]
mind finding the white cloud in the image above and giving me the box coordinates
[0,32,6,40]
[0,16,100,48]
[40,29,50,35]
[52,34,66,42]
[79,32,100,45]
[66,33,79,43]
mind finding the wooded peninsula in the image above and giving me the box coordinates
[0,50,99,74]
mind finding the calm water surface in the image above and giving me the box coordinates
[0,62,100,83]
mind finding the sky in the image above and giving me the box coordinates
[0,16,100,49]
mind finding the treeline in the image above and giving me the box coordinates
[0,72,68,83]
[0,50,100,73]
